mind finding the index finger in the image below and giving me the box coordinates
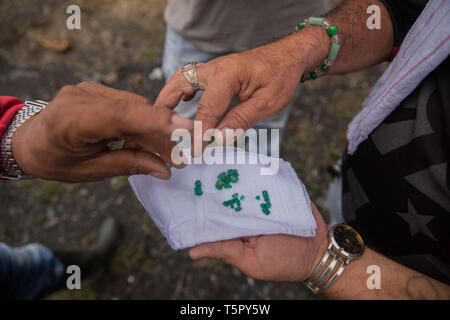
[154,63,210,110]
[195,76,236,132]
[76,81,152,105]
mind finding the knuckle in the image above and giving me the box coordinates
[256,97,271,112]
[114,98,130,115]
[140,96,152,105]
[75,81,94,88]
[228,109,250,130]
[197,99,213,113]
[123,151,141,176]
[59,85,78,96]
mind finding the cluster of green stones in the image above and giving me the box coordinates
[256,190,271,215]
[194,180,203,196]
[223,193,245,212]
[193,169,273,216]
[215,169,239,190]
[296,16,340,82]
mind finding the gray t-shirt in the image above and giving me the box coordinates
[164,0,330,53]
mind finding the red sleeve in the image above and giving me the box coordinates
[0,96,25,178]
[0,96,25,138]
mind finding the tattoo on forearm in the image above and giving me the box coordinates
[405,275,440,300]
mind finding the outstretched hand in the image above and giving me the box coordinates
[189,202,329,283]
[154,34,315,150]
[12,82,193,182]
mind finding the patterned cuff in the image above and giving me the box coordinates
[0,100,47,180]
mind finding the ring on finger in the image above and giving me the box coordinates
[107,139,126,151]
[181,62,200,92]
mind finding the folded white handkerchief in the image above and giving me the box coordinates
[129,148,316,250]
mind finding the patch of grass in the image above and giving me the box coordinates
[46,285,98,300]
[110,176,130,191]
[80,231,96,249]
[32,181,62,203]
[110,240,153,275]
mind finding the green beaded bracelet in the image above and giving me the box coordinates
[296,16,340,82]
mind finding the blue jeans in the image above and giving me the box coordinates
[162,26,300,139]
[0,243,64,299]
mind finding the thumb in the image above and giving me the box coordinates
[189,239,245,266]
[88,149,171,179]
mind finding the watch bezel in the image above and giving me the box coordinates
[328,224,365,260]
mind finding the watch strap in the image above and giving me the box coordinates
[0,100,47,180]
[304,249,346,294]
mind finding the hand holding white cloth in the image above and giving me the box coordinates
[129,148,316,250]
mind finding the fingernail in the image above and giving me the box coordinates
[150,171,170,180]
[171,113,193,129]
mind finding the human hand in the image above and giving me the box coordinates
[189,203,329,282]
[155,30,329,150]
[11,82,192,182]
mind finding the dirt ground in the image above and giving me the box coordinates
[0,0,386,299]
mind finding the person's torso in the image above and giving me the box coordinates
[164,0,330,53]
[342,57,450,284]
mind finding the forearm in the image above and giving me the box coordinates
[280,0,393,76]
[322,248,450,300]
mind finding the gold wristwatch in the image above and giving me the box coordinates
[304,224,365,294]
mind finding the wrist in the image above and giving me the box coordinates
[303,224,365,294]
[321,247,370,298]
[289,25,330,74]
[306,231,330,280]
[1,100,47,180]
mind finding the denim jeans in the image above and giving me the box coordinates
[162,26,301,154]
[0,243,64,299]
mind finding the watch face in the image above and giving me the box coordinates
[332,224,364,257]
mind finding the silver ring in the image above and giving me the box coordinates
[181,62,200,91]
[107,139,126,151]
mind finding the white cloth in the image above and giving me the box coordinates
[129,148,316,250]
[347,0,450,154]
